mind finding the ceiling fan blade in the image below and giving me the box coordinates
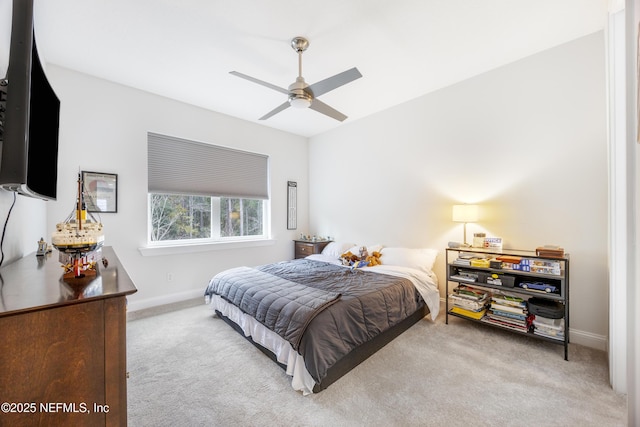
[306,67,362,98]
[259,101,290,120]
[230,71,289,95]
[309,99,348,122]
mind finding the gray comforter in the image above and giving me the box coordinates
[205,259,423,384]
[206,265,342,350]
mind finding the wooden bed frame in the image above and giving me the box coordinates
[215,302,429,392]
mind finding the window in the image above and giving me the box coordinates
[149,194,265,242]
[147,133,269,244]
[218,197,264,238]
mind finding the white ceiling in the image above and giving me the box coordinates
[1,0,606,138]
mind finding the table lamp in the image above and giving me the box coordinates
[452,204,479,246]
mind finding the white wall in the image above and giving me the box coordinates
[44,66,308,310]
[0,192,46,266]
[309,32,608,349]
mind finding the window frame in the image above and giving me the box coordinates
[146,193,270,247]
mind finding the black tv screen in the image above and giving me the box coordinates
[0,0,60,200]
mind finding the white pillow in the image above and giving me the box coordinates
[363,244,383,254]
[344,245,361,255]
[321,241,356,258]
[380,247,439,272]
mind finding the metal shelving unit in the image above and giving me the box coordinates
[445,247,570,360]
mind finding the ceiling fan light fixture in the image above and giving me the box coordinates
[289,94,312,109]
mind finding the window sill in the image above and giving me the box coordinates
[138,238,276,257]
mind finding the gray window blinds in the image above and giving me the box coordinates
[147,132,269,199]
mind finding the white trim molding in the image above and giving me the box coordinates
[606,3,629,395]
[138,238,276,256]
[126,288,204,313]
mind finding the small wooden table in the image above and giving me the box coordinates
[294,240,331,259]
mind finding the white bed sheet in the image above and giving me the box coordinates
[208,293,317,394]
[206,257,440,395]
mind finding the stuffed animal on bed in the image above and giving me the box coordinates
[340,247,382,268]
[359,246,368,259]
[365,251,382,266]
[340,251,359,266]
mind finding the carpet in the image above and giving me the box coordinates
[126,302,626,426]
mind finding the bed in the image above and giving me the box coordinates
[204,243,440,395]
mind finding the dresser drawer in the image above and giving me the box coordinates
[295,242,315,258]
[294,240,331,259]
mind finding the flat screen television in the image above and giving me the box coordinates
[0,0,60,200]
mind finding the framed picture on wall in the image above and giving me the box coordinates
[287,181,297,230]
[82,171,118,213]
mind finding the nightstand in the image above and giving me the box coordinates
[294,240,331,259]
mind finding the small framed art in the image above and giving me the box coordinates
[287,181,297,230]
[82,171,118,213]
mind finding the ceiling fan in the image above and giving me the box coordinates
[230,36,362,122]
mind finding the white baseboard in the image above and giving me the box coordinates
[569,328,607,351]
[127,289,204,313]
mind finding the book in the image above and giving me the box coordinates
[449,294,488,311]
[470,258,491,268]
[453,258,471,266]
[489,309,527,321]
[485,313,527,329]
[491,294,526,308]
[450,306,487,320]
[453,285,488,300]
[482,316,529,332]
[489,303,526,316]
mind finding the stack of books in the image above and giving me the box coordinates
[482,294,531,332]
[533,316,565,341]
[448,285,490,320]
[452,253,474,267]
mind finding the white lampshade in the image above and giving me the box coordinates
[452,204,479,223]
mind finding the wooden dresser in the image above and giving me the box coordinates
[0,246,137,426]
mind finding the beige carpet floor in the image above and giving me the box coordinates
[126,302,627,426]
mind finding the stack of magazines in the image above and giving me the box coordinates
[482,293,532,332]
[448,285,490,320]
